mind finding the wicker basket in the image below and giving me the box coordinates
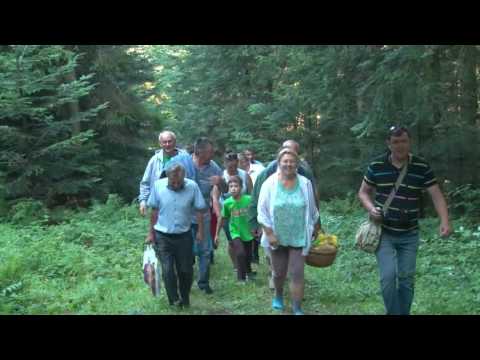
[306,244,338,268]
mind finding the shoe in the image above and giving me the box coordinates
[272,297,284,311]
[293,308,304,315]
[200,285,213,294]
[169,299,181,307]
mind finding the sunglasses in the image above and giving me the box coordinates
[389,125,409,137]
[225,153,238,161]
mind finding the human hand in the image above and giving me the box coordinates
[196,231,204,243]
[214,235,219,249]
[139,203,147,216]
[440,222,452,238]
[267,233,279,249]
[369,206,383,222]
[145,232,154,244]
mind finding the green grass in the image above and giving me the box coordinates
[1,195,479,315]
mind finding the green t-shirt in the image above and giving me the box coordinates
[163,153,172,166]
[222,195,254,242]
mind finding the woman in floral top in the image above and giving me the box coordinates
[257,148,320,315]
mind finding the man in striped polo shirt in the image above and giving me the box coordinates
[358,126,451,315]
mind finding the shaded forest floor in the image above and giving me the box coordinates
[1,195,480,315]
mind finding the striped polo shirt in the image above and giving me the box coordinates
[363,152,437,234]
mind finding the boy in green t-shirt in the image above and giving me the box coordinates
[215,176,255,282]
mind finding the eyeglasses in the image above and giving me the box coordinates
[389,125,409,137]
[225,153,238,161]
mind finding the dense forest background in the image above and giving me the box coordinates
[1,45,479,315]
[1,45,479,217]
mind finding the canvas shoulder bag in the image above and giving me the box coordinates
[355,159,409,253]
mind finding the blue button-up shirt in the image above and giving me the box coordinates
[163,154,223,223]
[138,148,188,206]
[147,178,207,234]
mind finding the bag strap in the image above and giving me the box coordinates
[382,155,410,216]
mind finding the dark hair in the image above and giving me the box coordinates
[227,175,243,188]
[388,125,410,139]
[185,144,194,154]
[193,137,213,155]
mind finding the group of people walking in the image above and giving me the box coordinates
[139,126,451,315]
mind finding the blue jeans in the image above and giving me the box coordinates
[376,231,420,315]
[192,218,213,289]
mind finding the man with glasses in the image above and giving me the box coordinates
[358,125,451,315]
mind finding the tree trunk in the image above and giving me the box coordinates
[460,46,478,184]
[65,70,81,135]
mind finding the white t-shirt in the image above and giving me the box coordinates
[247,163,265,186]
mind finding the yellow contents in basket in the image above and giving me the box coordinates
[312,233,338,248]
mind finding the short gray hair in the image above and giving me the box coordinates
[282,139,300,153]
[165,163,185,177]
[159,130,177,141]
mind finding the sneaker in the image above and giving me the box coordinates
[200,285,213,295]
[272,297,284,311]
[172,300,190,309]
[169,299,181,307]
[293,308,304,315]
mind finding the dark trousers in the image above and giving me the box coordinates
[231,238,253,280]
[252,236,260,262]
[154,230,194,305]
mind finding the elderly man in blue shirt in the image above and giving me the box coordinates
[147,163,207,308]
[139,130,187,216]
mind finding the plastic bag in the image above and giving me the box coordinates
[143,244,161,296]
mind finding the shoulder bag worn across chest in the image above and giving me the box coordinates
[355,161,409,253]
